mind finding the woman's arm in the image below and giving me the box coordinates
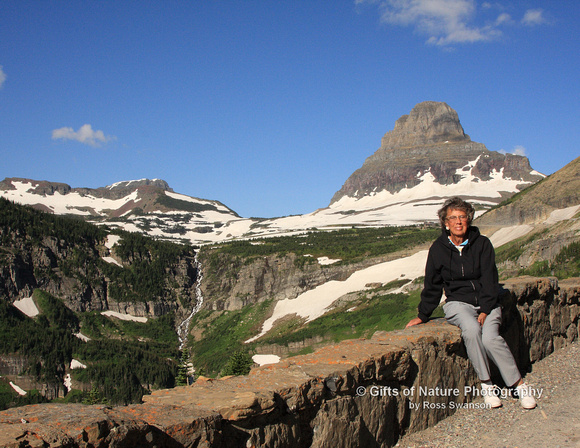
[407,246,444,327]
[417,248,444,322]
[478,237,499,316]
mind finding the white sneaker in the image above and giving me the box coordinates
[516,383,537,409]
[481,385,502,408]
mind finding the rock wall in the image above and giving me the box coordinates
[1,276,578,448]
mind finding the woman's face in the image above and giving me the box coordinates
[445,208,469,242]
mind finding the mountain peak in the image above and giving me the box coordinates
[382,101,469,149]
[330,101,543,205]
[106,178,172,192]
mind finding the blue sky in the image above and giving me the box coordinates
[1,1,578,218]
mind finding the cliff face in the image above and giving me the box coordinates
[0,233,198,318]
[0,198,199,318]
[331,101,542,204]
[198,250,410,311]
[1,276,578,447]
[0,199,200,404]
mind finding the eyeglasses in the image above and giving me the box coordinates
[446,215,468,222]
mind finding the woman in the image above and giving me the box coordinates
[406,197,536,409]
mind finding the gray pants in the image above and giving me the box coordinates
[443,301,521,387]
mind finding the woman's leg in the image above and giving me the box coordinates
[443,301,491,381]
[481,307,521,387]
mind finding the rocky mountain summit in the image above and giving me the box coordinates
[0,177,172,201]
[331,101,542,204]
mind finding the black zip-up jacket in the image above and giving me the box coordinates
[417,226,499,322]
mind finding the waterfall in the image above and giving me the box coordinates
[177,252,204,350]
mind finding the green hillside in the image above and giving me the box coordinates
[0,198,191,408]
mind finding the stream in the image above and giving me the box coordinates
[177,252,204,350]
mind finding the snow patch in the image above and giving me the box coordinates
[102,256,122,267]
[101,311,148,323]
[13,297,39,317]
[70,359,87,369]
[545,204,580,224]
[106,178,161,189]
[252,354,281,366]
[64,374,72,392]
[489,225,534,247]
[75,332,91,342]
[317,256,341,265]
[105,234,121,249]
[10,382,26,396]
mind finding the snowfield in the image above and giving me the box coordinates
[246,250,428,343]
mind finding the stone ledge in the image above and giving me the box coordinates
[0,276,578,448]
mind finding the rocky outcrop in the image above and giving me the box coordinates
[477,155,580,228]
[500,277,580,361]
[380,101,469,148]
[0,355,28,376]
[331,101,542,204]
[199,250,416,311]
[2,276,578,447]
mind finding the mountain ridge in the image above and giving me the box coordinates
[0,101,550,245]
[477,155,580,228]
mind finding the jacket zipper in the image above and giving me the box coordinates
[470,280,478,306]
[457,248,465,276]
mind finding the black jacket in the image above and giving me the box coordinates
[417,226,499,322]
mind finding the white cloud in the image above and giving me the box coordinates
[499,145,526,156]
[52,124,115,147]
[512,145,526,156]
[356,0,545,46]
[521,8,547,26]
[0,66,6,89]
[495,12,512,26]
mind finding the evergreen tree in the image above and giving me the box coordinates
[175,348,191,386]
[220,350,253,377]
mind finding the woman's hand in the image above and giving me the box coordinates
[406,317,424,328]
[478,313,487,326]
